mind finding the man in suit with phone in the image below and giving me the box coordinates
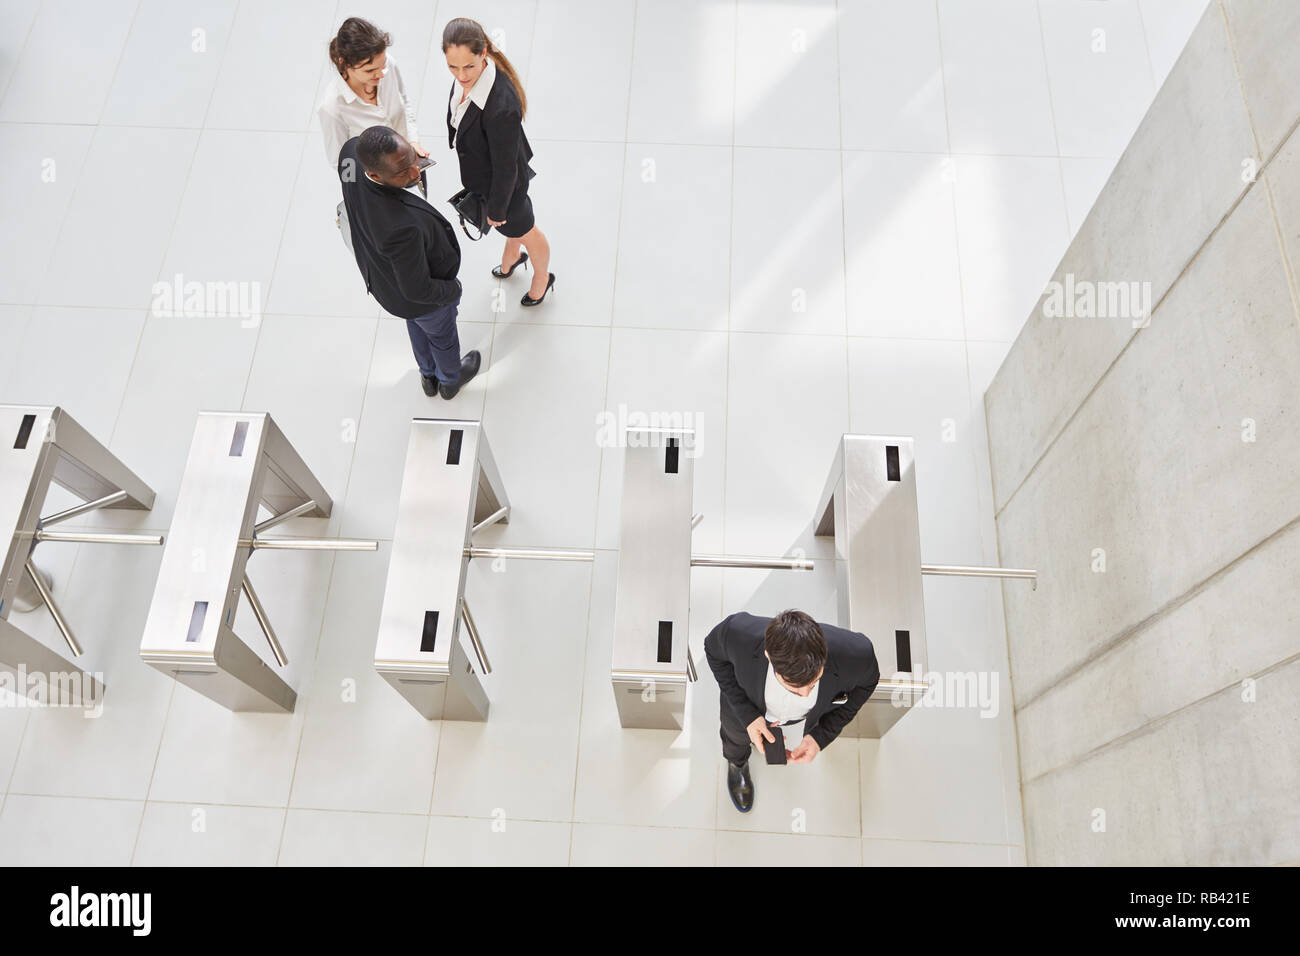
[703,609,880,813]
[338,125,481,400]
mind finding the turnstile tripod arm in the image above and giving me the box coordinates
[690,554,814,571]
[458,597,491,675]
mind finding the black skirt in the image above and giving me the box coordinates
[495,185,535,239]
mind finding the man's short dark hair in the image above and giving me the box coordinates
[764,610,826,687]
[356,125,402,174]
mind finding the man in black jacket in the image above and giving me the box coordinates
[339,126,480,400]
[704,609,880,813]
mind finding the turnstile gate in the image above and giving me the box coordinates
[611,427,814,730]
[814,434,1036,737]
[1,405,160,705]
[374,419,594,721]
[375,419,502,721]
[139,412,376,712]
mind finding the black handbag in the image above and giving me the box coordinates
[448,187,491,240]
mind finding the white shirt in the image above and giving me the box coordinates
[764,663,818,747]
[448,57,497,146]
[318,54,420,166]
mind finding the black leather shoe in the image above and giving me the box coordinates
[520,272,555,307]
[420,373,439,397]
[492,251,528,278]
[727,760,754,813]
[438,350,482,400]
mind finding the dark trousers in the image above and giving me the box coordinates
[405,299,462,382]
[719,696,754,766]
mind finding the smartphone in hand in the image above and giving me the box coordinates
[763,724,787,765]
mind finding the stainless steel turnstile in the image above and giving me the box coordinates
[375,419,594,721]
[814,434,1036,737]
[611,428,695,730]
[612,427,813,730]
[139,412,376,712]
[1,405,161,705]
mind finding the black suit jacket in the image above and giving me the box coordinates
[337,137,461,319]
[703,612,880,751]
[446,75,535,223]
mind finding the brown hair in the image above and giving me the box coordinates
[764,610,827,688]
[329,17,390,77]
[441,17,527,119]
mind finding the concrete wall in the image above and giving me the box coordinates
[985,0,1300,865]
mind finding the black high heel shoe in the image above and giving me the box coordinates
[492,251,528,279]
[520,272,555,307]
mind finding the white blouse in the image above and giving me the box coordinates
[448,57,497,146]
[317,54,420,166]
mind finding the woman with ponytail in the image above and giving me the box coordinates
[443,18,554,306]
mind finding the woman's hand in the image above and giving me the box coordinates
[410,141,430,158]
[487,217,506,227]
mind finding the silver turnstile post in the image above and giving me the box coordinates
[374,419,595,721]
[814,434,1037,737]
[139,412,377,713]
[1,405,160,705]
[375,419,502,721]
[612,428,814,730]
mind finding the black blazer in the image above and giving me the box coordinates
[337,136,461,319]
[446,73,535,223]
[703,612,880,751]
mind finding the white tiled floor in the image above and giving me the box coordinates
[0,0,1206,866]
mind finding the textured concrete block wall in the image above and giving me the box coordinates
[985,1,1300,865]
